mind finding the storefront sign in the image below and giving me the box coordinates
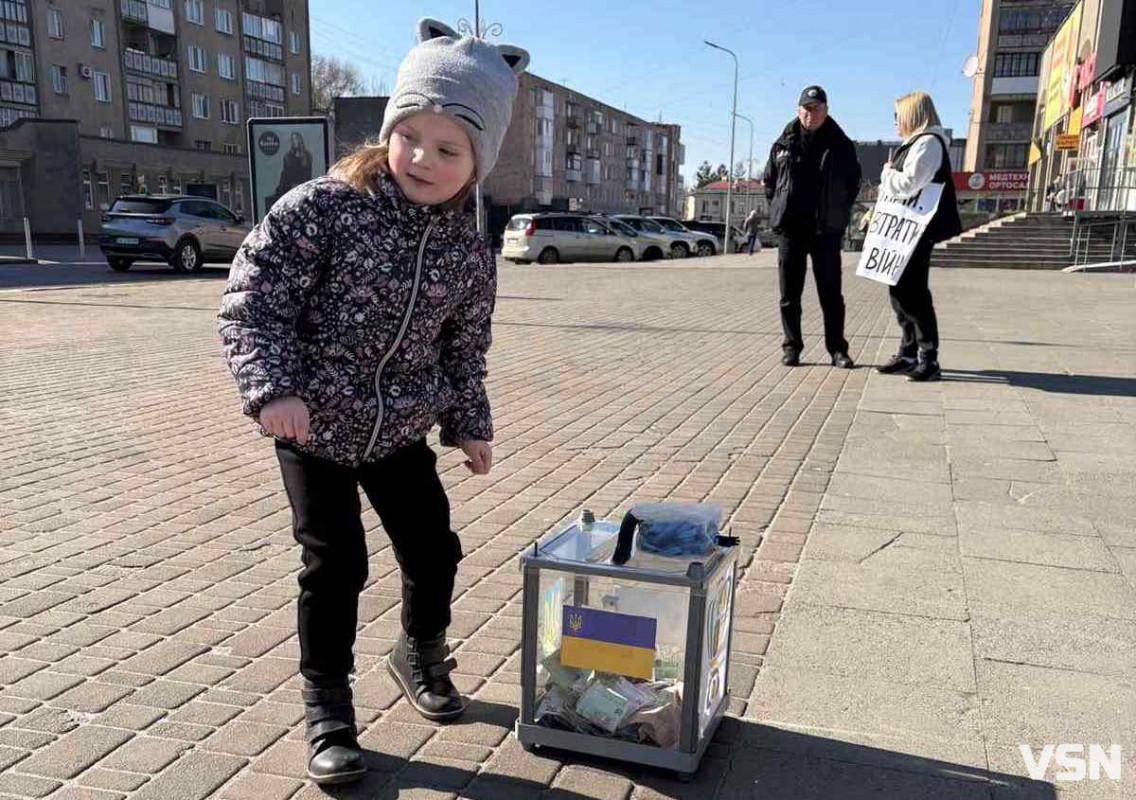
[953,170,1030,192]
[1076,52,1097,92]
[1082,85,1107,126]
[1103,75,1133,117]
[1045,4,1083,130]
[1068,106,1083,137]
[1055,134,1080,151]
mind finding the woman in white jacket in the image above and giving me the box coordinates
[876,91,961,382]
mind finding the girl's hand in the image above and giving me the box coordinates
[459,440,493,475]
[260,396,310,444]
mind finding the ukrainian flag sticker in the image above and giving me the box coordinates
[560,605,657,680]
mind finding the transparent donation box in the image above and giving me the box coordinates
[515,507,739,777]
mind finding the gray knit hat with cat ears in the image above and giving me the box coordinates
[379,18,530,179]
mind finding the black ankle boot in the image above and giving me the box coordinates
[302,680,366,785]
[907,352,942,382]
[387,632,466,721]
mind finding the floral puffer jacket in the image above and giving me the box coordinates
[217,174,495,467]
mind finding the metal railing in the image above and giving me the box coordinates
[1072,213,1136,268]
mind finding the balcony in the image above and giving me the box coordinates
[566,116,580,129]
[536,133,554,150]
[586,121,600,135]
[991,75,1039,96]
[566,168,582,183]
[121,0,147,24]
[986,121,1033,142]
[128,101,183,129]
[244,35,283,62]
[124,49,178,80]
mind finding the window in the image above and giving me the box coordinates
[215,7,233,34]
[90,18,105,48]
[46,7,63,38]
[217,53,236,80]
[130,125,158,143]
[220,98,239,124]
[993,52,1040,78]
[82,170,93,210]
[290,72,300,95]
[242,12,282,44]
[995,105,1014,124]
[96,172,110,210]
[185,0,203,25]
[244,56,283,85]
[223,142,240,154]
[121,173,134,196]
[187,45,207,73]
[194,139,211,151]
[93,70,111,102]
[50,64,66,93]
[13,51,33,82]
[985,143,1028,169]
[234,181,244,213]
[99,125,113,138]
[191,92,210,118]
[289,30,300,54]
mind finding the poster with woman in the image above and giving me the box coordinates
[247,117,331,223]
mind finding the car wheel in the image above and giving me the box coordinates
[172,238,202,273]
[107,257,133,272]
[615,247,635,263]
[537,247,559,265]
[643,246,663,262]
[669,242,689,259]
[696,241,715,258]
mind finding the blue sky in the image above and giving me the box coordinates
[311,0,980,181]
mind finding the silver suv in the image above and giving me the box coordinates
[98,195,251,273]
[502,213,640,265]
[647,216,720,257]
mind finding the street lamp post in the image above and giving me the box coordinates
[704,40,738,253]
[734,112,755,219]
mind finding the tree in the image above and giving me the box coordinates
[732,161,748,180]
[695,161,716,188]
[311,54,366,113]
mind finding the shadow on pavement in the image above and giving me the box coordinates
[311,701,1054,799]
[0,262,229,291]
[943,369,1136,398]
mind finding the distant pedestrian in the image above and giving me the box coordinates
[742,209,762,254]
[874,91,961,382]
[763,85,861,368]
[217,18,528,786]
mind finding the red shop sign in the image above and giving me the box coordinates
[1082,85,1107,126]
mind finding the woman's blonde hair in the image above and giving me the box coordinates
[895,91,942,138]
[328,139,476,213]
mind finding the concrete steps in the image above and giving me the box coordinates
[932,213,1077,269]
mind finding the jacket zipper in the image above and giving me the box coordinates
[360,218,436,462]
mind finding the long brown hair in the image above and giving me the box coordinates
[329,140,476,213]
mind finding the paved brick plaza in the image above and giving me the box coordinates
[1,255,1134,799]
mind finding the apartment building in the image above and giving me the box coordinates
[964,0,1075,171]
[481,72,684,237]
[0,0,310,238]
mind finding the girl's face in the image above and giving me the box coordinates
[388,111,476,206]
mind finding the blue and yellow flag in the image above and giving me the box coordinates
[560,605,657,680]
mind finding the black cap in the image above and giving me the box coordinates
[798,85,828,107]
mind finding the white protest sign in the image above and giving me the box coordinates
[856,182,944,286]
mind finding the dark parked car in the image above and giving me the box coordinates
[682,220,748,252]
[98,195,251,272]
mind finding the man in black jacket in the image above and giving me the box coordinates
[763,86,861,368]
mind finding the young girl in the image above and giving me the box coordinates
[876,91,961,382]
[218,19,528,785]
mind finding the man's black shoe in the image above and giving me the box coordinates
[907,359,942,382]
[831,352,855,369]
[876,355,917,374]
[782,350,801,367]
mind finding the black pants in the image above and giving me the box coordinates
[777,230,849,355]
[276,439,462,685]
[888,236,939,358]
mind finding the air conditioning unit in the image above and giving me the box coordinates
[79,65,93,80]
